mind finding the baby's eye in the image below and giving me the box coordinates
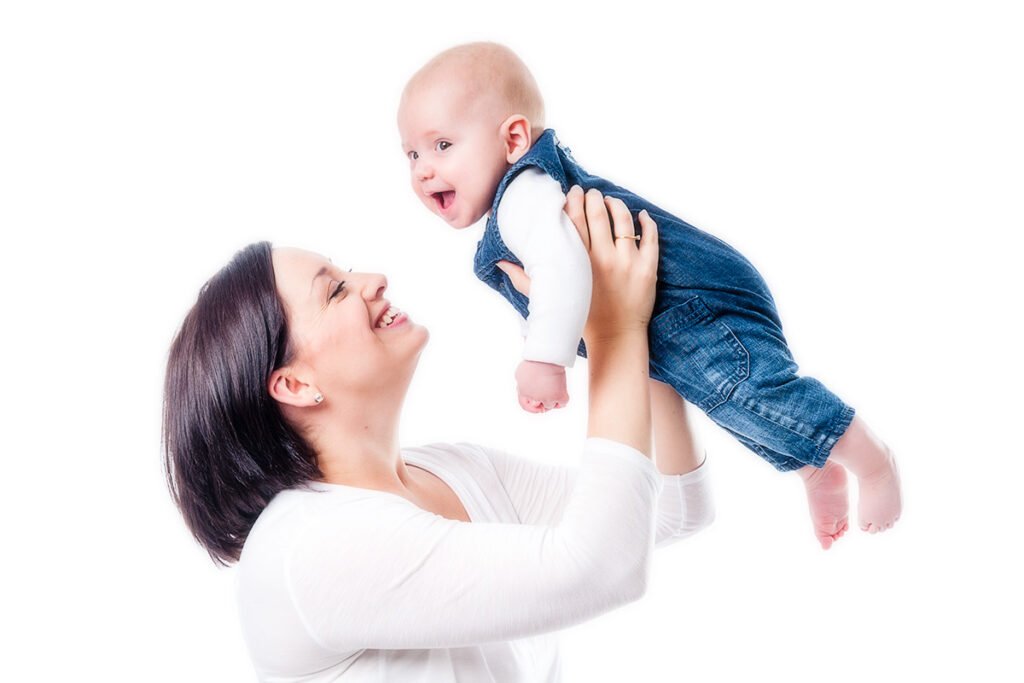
[407,150,419,161]
[435,141,451,152]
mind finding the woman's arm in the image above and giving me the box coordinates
[481,442,714,547]
[281,437,659,651]
[571,187,658,455]
[494,196,713,542]
[650,377,704,475]
[276,188,664,652]
[648,379,715,544]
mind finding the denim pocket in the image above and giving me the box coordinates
[648,296,750,412]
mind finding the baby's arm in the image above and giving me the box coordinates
[497,168,592,412]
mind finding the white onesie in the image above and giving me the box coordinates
[496,167,593,368]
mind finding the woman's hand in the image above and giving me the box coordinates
[566,185,660,456]
[563,186,659,344]
[497,186,659,455]
[497,186,659,344]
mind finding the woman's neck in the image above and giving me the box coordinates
[308,394,414,493]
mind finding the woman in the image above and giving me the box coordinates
[163,187,713,681]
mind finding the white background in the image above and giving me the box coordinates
[2,1,1021,680]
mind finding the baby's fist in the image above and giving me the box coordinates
[515,360,569,413]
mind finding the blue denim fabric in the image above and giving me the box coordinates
[474,129,855,471]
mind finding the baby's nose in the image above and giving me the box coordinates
[415,159,434,180]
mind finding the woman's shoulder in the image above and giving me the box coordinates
[238,483,404,566]
[238,443,510,564]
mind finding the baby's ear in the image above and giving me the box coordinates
[501,115,533,163]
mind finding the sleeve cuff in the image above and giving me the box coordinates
[659,453,710,485]
[583,436,658,481]
[522,343,578,368]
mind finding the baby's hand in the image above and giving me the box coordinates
[515,360,569,413]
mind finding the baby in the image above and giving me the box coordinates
[397,42,902,547]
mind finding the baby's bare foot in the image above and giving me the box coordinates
[798,460,850,550]
[855,447,902,533]
[828,418,902,534]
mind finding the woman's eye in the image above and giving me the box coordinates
[329,281,346,301]
[436,141,451,152]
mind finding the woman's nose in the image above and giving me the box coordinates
[362,274,387,300]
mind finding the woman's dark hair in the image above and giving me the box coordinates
[163,241,321,565]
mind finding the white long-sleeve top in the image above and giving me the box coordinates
[495,166,593,368]
[236,438,714,682]
[497,167,593,368]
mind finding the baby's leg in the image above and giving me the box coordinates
[710,419,850,549]
[826,416,902,533]
[646,296,898,545]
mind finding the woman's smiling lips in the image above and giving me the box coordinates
[381,312,409,329]
[374,303,409,330]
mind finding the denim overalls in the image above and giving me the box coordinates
[474,129,855,471]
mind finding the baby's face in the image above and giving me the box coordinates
[398,84,510,229]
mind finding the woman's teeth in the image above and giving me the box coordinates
[377,306,402,328]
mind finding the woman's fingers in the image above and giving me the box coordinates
[496,260,532,296]
[567,185,656,271]
[564,185,590,251]
[584,188,614,252]
[637,209,659,267]
[564,186,660,341]
[605,196,639,252]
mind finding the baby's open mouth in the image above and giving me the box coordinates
[432,191,456,211]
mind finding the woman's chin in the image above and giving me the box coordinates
[395,328,430,386]
[412,324,430,350]
[397,321,430,355]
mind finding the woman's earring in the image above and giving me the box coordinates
[314,393,324,404]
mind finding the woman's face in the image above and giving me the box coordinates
[271,247,429,400]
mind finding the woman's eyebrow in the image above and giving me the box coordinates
[310,266,331,295]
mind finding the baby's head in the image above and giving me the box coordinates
[397,42,545,229]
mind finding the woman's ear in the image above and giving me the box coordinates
[268,365,323,408]
[501,115,533,164]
